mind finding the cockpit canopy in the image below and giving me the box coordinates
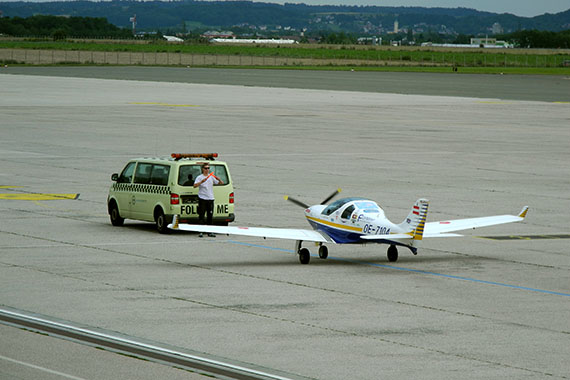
[321,197,383,218]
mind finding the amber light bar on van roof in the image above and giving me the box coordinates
[171,153,218,161]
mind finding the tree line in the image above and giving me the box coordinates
[499,29,570,48]
[0,15,132,39]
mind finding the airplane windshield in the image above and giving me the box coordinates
[321,197,366,216]
[354,201,381,213]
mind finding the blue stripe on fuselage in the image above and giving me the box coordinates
[308,219,363,244]
[308,219,414,252]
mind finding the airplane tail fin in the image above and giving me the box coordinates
[398,199,429,241]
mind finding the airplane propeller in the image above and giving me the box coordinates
[284,188,341,209]
[284,195,309,209]
[320,188,342,205]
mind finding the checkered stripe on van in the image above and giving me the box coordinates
[112,183,170,194]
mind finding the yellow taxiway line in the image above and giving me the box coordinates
[0,193,79,201]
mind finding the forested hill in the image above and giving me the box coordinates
[0,1,568,35]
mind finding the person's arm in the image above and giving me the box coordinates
[211,174,223,185]
[193,176,207,188]
[214,176,224,185]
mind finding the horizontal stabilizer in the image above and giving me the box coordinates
[425,206,529,235]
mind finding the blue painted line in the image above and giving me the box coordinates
[226,240,570,298]
[227,240,293,253]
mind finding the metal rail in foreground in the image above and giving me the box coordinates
[0,308,295,380]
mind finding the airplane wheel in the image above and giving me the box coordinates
[299,248,311,264]
[387,245,398,262]
[318,245,328,259]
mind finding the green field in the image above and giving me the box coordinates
[2,39,570,73]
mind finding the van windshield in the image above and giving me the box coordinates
[178,164,229,186]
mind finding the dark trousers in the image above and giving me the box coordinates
[198,198,214,225]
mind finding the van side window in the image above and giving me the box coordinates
[150,164,170,186]
[134,163,152,184]
[118,162,136,183]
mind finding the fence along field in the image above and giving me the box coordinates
[1,40,569,69]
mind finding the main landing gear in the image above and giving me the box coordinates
[295,242,414,264]
[387,244,398,262]
[295,241,328,264]
[387,244,418,262]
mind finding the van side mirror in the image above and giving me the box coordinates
[111,173,119,181]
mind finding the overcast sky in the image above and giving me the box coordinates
[1,0,568,18]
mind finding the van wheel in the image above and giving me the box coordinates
[155,209,170,234]
[109,202,124,226]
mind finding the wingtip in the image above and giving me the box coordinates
[518,206,529,219]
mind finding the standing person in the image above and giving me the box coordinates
[194,162,224,237]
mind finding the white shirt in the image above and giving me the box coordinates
[194,174,219,200]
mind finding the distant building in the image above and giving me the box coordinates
[422,38,513,48]
[201,31,234,39]
[471,37,496,46]
[210,38,297,44]
[394,20,399,33]
[357,36,382,45]
[492,22,504,34]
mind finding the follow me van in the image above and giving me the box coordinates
[107,153,235,233]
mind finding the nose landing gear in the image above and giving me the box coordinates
[295,241,329,264]
[318,244,328,259]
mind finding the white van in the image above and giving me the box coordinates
[107,153,234,233]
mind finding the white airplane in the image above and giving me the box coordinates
[163,35,184,42]
[168,189,529,264]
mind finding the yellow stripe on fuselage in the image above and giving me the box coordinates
[306,216,363,233]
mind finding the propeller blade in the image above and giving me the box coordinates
[284,195,309,209]
[321,188,342,205]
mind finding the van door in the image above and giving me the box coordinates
[114,161,136,218]
[131,162,154,221]
[211,164,233,221]
[131,163,171,222]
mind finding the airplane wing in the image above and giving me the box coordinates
[169,220,330,243]
[424,206,529,236]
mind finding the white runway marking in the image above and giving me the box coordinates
[0,354,88,380]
